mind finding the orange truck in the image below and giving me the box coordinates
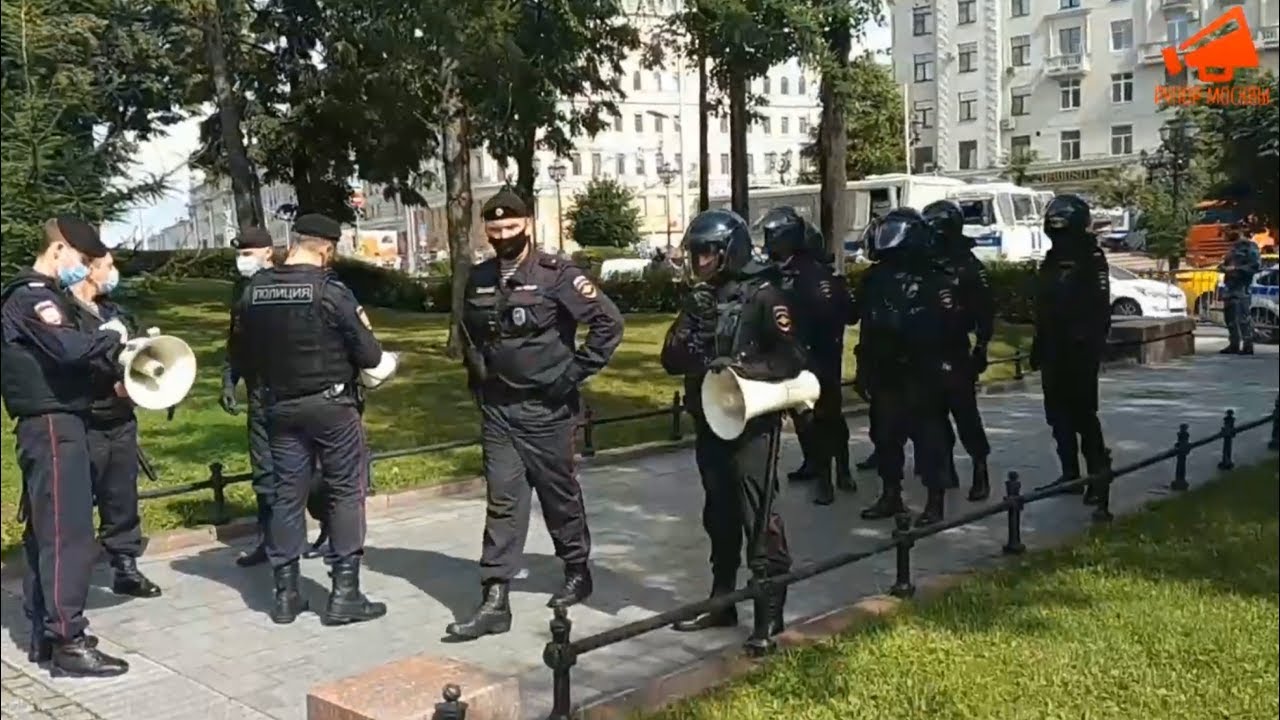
[1185,200,1276,267]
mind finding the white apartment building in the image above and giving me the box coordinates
[892,0,1279,189]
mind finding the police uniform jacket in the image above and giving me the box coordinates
[1,270,125,419]
[945,250,995,348]
[68,296,139,426]
[1031,245,1111,357]
[229,264,383,401]
[460,251,624,396]
[853,259,960,391]
[780,255,850,362]
[223,274,255,388]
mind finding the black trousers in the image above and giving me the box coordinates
[17,413,97,642]
[478,394,589,583]
[942,365,990,461]
[246,385,275,537]
[1041,353,1108,477]
[793,355,850,476]
[871,383,951,490]
[266,395,368,568]
[692,413,791,585]
[87,417,142,558]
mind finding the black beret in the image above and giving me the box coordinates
[294,213,342,241]
[232,226,274,249]
[481,190,530,221]
[54,215,108,259]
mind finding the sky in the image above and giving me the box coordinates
[100,23,893,247]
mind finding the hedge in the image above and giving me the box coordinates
[117,249,1041,323]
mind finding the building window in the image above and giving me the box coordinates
[747,154,755,175]
[720,116,728,133]
[1010,135,1032,158]
[765,152,778,173]
[959,43,978,73]
[719,153,730,175]
[636,153,646,175]
[613,114,623,132]
[1059,26,1083,55]
[653,71,663,91]
[762,76,771,94]
[1110,19,1133,51]
[913,100,935,128]
[913,8,932,36]
[912,146,935,173]
[1165,68,1188,87]
[1059,79,1082,109]
[571,152,582,175]
[958,140,979,170]
[1011,0,1029,17]
[780,77,790,95]
[615,153,626,175]
[1167,14,1191,44]
[1010,90,1030,116]
[634,113,644,132]
[1060,0,1081,8]
[958,0,976,24]
[1011,35,1031,66]
[1111,72,1134,103]
[654,114,664,132]
[799,117,809,134]
[1060,130,1081,161]
[958,94,978,122]
[913,53,935,82]
[780,116,790,134]
[632,71,642,91]
[761,116,772,134]
[1111,125,1134,156]
[590,153,601,177]
[798,75,807,94]
[673,153,682,171]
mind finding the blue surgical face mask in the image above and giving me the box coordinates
[57,263,90,289]
[99,267,120,295]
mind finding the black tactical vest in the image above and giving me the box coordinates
[241,270,354,400]
[0,274,95,418]
[713,278,765,359]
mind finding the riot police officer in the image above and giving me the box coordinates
[447,190,624,641]
[66,250,163,599]
[1030,195,1111,502]
[854,208,957,526]
[1,216,130,676]
[1218,235,1261,355]
[757,207,854,505]
[922,200,994,501]
[659,209,804,649]
[230,213,387,626]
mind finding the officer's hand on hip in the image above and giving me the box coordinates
[548,374,578,401]
[219,381,240,415]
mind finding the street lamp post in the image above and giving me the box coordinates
[549,160,567,253]
[647,109,689,231]
[1140,118,1194,270]
[657,157,678,250]
[530,157,542,248]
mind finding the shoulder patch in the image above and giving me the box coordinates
[818,279,832,298]
[251,283,315,305]
[571,275,599,300]
[34,299,63,325]
[357,306,372,329]
[772,305,793,333]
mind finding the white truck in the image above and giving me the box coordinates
[944,182,1049,262]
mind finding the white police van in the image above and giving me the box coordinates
[945,182,1048,263]
[1213,267,1279,344]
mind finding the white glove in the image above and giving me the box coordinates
[146,326,161,337]
[100,318,129,342]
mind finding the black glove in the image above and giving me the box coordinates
[219,380,240,415]
[971,343,989,376]
[548,373,579,400]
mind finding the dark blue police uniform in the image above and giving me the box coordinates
[0,218,130,677]
[229,214,386,626]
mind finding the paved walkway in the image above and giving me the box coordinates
[1,348,1276,720]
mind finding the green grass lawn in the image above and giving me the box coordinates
[0,279,1032,552]
[649,458,1280,720]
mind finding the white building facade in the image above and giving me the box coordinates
[891,0,1279,188]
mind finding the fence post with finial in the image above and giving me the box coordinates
[1002,471,1026,555]
[669,391,683,441]
[1172,423,1190,492]
[580,401,596,458]
[1090,450,1114,523]
[890,513,916,598]
[431,684,467,720]
[1217,409,1236,471]
[543,607,576,720]
[1269,393,1279,451]
[208,462,227,525]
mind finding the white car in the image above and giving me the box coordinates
[1212,267,1279,344]
[1109,265,1188,318]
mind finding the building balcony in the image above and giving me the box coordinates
[1139,41,1168,65]
[1259,25,1279,50]
[1044,53,1091,76]
[1160,0,1194,12]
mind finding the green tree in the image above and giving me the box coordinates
[566,178,641,249]
[1002,148,1039,186]
[799,52,903,182]
[1094,165,1148,209]
[1187,69,1279,230]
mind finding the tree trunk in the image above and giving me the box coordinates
[202,0,261,234]
[441,60,474,358]
[819,28,851,263]
[698,50,710,213]
[728,67,749,219]
[514,125,539,248]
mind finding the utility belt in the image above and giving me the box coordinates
[480,380,558,407]
[263,382,356,405]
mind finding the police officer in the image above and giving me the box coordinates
[1,216,130,676]
[922,200,995,501]
[1030,195,1112,502]
[659,209,804,647]
[447,190,624,640]
[65,249,163,599]
[757,207,854,505]
[230,213,387,626]
[854,208,957,526]
[1218,234,1261,355]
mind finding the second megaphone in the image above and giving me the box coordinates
[701,367,821,441]
[117,335,197,410]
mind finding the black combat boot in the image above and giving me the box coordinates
[321,557,387,626]
[860,482,907,520]
[743,585,787,656]
[29,633,97,664]
[1219,344,1239,354]
[446,581,512,639]
[787,463,814,483]
[269,561,307,624]
[236,542,268,568]
[672,575,738,632]
[547,563,593,609]
[915,488,945,527]
[855,452,878,471]
[1240,342,1255,355]
[967,457,991,501]
[810,471,836,506]
[835,445,856,491]
[110,555,161,598]
[1082,449,1112,507]
[51,636,128,678]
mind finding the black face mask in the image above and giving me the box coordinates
[491,231,529,261]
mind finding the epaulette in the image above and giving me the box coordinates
[538,253,561,269]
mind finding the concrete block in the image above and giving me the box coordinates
[306,655,518,720]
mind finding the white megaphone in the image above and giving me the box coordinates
[116,331,197,410]
[701,367,822,440]
[359,351,399,390]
